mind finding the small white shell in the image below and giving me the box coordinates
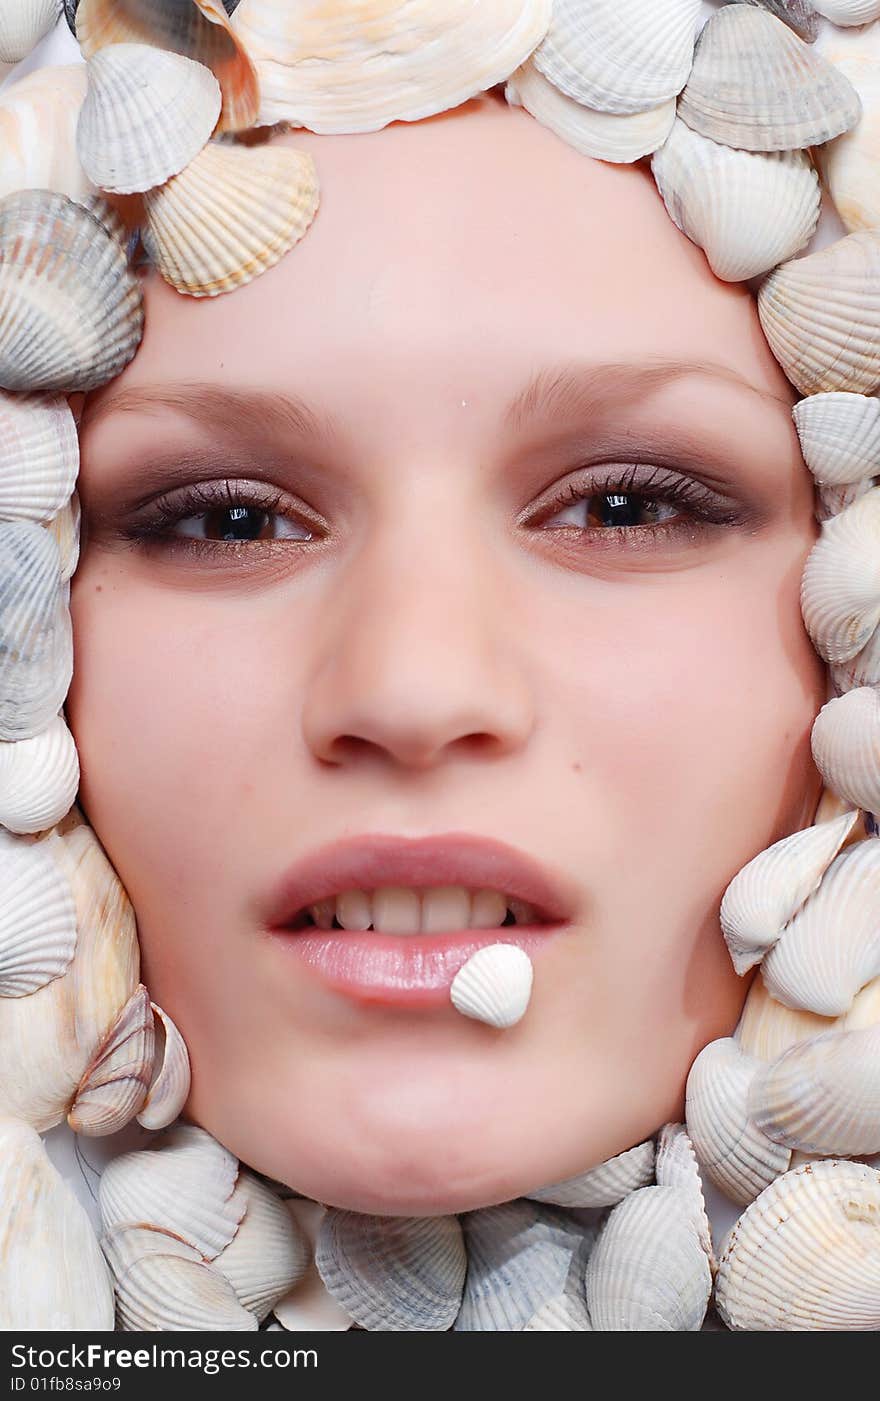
[68,983,154,1136]
[0,825,77,996]
[685,1037,792,1206]
[811,687,880,814]
[0,522,72,742]
[0,0,63,63]
[527,1138,655,1208]
[0,392,78,525]
[102,1224,257,1332]
[272,1200,354,1332]
[813,0,880,21]
[0,713,79,835]
[449,943,533,1028]
[136,1001,191,1131]
[793,392,880,488]
[800,488,880,663]
[455,1201,592,1331]
[213,1172,310,1322]
[748,1022,880,1155]
[506,58,675,163]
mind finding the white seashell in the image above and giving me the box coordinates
[833,619,880,693]
[685,1037,792,1206]
[817,50,880,232]
[523,1291,592,1331]
[0,713,79,834]
[0,391,78,525]
[0,66,91,205]
[316,1209,466,1332]
[45,493,80,584]
[136,1001,191,1131]
[232,0,553,133]
[449,943,533,1028]
[77,44,222,195]
[272,1200,354,1332]
[654,1122,714,1264]
[678,4,861,151]
[506,59,675,163]
[100,1123,245,1260]
[0,825,76,996]
[584,1184,712,1331]
[531,0,701,116]
[0,525,71,751]
[213,1171,310,1322]
[719,810,859,974]
[0,1115,114,1330]
[762,836,880,1015]
[651,117,819,282]
[527,1138,655,1208]
[714,1160,880,1330]
[817,475,877,524]
[68,983,154,1135]
[102,1224,257,1332]
[813,0,880,21]
[758,230,880,397]
[142,140,319,298]
[793,392,880,488]
[0,0,62,63]
[800,488,880,663]
[741,1,821,43]
[455,1201,592,1331]
[737,971,843,1060]
[811,687,880,813]
[748,1022,880,1155]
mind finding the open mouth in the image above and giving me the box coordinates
[282,886,546,936]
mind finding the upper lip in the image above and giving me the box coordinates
[263,832,579,928]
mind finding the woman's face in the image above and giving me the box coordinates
[66,94,825,1215]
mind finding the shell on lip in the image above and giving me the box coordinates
[530,0,702,116]
[68,983,155,1136]
[0,66,93,206]
[0,712,80,835]
[800,488,880,663]
[0,392,79,526]
[685,1037,792,1206]
[231,0,553,134]
[136,1001,191,1131]
[811,686,880,812]
[0,522,72,743]
[101,1224,258,1332]
[0,825,77,997]
[793,391,880,487]
[748,1021,880,1155]
[449,942,534,1028]
[527,1138,655,1209]
[455,1200,593,1331]
[0,0,63,63]
[742,1,821,43]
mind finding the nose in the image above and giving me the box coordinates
[300,512,536,772]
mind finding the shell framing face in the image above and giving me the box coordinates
[0,0,879,1334]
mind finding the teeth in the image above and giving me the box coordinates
[306,886,538,935]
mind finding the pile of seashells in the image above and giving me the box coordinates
[1,0,880,1332]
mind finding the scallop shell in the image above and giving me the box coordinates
[455,1201,591,1331]
[530,0,701,116]
[714,1160,880,1330]
[685,1037,792,1206]
[213,1171,310,1322]
[800,487,880,663]
[45,492,80,583]
[527,1138,655,1208]
[68,983,154,1135]
[678,5,861,151]
[762,834,880,1015]
[0,825,76,996]
[0,712,79,834]
[817,475,878,524]
[232,0,553,133]
[0,392,78,526]
[719,810,859,974]
[75,0,258,133]
[0,1115,114,1330]
[816,50,880,232]
[651,116,820,282]
[102,1224,257,1332]
[654,1122,714,1264]
[814,0,880,21]
[758,230,880,397]
[743,2,821,43]
[811,686,880,812]
[136,1001,191,1131]
[272,1200,355,1332]
[0,65,92,205]
[449,942,534,1028]
[793,392,880,487]
[0,190,144,394]
[0,522,72,743]
[99,1123,245,1261]
[584,1184,712,1331]
[0,0,63,63]
[737,971,844,1060]
[316,1209,466,1332]
[748,1022,880,1155]
[506,58,675,163]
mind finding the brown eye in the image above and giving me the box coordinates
[542,490,682,530]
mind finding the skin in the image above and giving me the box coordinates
[66,93,826,1215]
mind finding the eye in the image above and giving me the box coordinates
[119,479,323,554]
[542,485,683,531]
[175,501,312,543]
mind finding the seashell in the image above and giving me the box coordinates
[272,1200,354,1331]
[68,983,154,1135]
[0,712,79,834]
[0,522,72,743]
[811,686,880,812]
[714,1159,880,1330]
[136,1001,191,1131]
[742,1,821,43]
[814,0,880,21]
[530,0,701,116]
[506,58,675,164]
[584,1184,712,1331]
[0,190,144,394]
[232,0,553,134]
[63,0,76,32]
[678,4,861,152]
[45,492,80,583]
[455,1200,591,1331]
[651,117,819,282]
[654,1122,714,1264]
[142,140,319,298]
[737,971,842,1060]
[0,1115,114,1330]
[0,825,76,996]
[758,230,880,397]
[816,50,880,233]
[213,1171,310,1322]
[527,1138,655,1208]
[793,392,880,488]
[831,619,880,692]
[522,1282,592,1331]
[0,0,63,63]
[316,1209,466,1332]
[0,391,78,526]
[449,942,534,1028]
[102,1224,257,1332]
[800,488,880,663]
[748,1022,880,1155]
[762,834,880,1015]
[817,475,877,524]
[100,1123,245,1261]
[685,1037,792,1206]
[719,809,859,974]
[75,0,258,133]
[77,44,222,196]
[0,66,91,205]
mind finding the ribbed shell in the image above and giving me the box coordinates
[0,521,71,742]
[0,391,78,525]
[742,1,821,43]
[45,493,80,584]
[0,713,79,834]
[817,50,880,232]
[685,1037,792,1206]
[449,942,534,1028]
[811,686,880,812]
[272,1200,355,1332]
[814,0,880,21]
[793,391,880,487]
[0,65,92,205]
[455,1201,591,1331]
[68,983,154,1135]
[213,1172,310,1322]
[527,1138,655,1208]
[506,59,675,163]
[0,0,63,63]
[0,825,77,996]
[136,1001,191,1131]
[102,1224,257,1332]
[654,1122,714,1263]
[800,487,880,662]
[748,1022,880,1155]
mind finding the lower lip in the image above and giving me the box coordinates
[272,925,569,1006]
